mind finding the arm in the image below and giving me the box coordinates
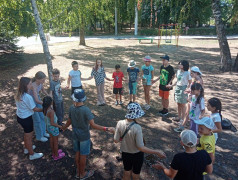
[213,122,222,133]
[66,75,71,88]
[33,107,43,112]
[138,146,166,159]
[41,86,49,96]
[187,79,192,89]
[89,119,115,133]
[62,118,72,131]
[49,110,62,128]
[208,152,215,164]
[152,163,178,179]
[151,70,154,82]
[205,163,213,174]
[32,86,43,104]
[199,109,205,119]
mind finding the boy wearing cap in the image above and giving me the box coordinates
[153,55,175,115]
[127,60,140,103]
[62,89,115,179]
[153,130,213,180]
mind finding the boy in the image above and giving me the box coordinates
[49,68,64,126]
[153,130,213,180]
[62,89,115,179]
[127,60,140,103]
[153,55,175,115]
[112,64,124,105]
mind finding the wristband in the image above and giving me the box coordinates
[104,127,108,131]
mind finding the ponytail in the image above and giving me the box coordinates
[208,97,222,120]
[191,83,204,104]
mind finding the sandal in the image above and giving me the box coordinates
[172,117,180,122]
[80,170,94,180]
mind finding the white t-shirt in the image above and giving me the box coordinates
[176,70,192,86]
[69,70,82,87]
[16,93,36,119]
[210,113,221,141]
[189,95,205,121]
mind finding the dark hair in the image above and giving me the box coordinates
[52,68,60,75]
[115,64,120,69]
[42,96,56,116]
[208,98,222,120]
[32,71,46,82]
[71,61,78,67]
[15,77,31,101]
[191,83,204,105]
[179,60,189,71]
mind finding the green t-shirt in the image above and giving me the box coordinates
[159,65,175,91]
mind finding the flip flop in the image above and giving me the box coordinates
[80,170,94,180]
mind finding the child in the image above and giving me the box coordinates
[112,64,124,105]
[89,59,111,106]
[153,55,175,115]
[127,60,140,103]
[167,60,192,132]
[190,66,203,86]
[49,68,64,126]
[43,96,65,160]
[207,98,222,142]
[153,130,213,179]
[141,55,154,110]
[15,77,44,160]
[62,89,115,179]
[66,61,89,94]
[29,71,50,142]
[195,117,216,164]
[114,103,166,180]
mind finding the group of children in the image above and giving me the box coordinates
[15,54,223,179]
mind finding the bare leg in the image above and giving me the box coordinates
[79,154,87,178]
[164,99,169,109]
[75,152,80,177]
[177,103,182,119]
[116,94,118,101]
[24,132,34,155]
[53,136,58,156]
[181,104,187,126]
[143,85,147,104]
[120,94,122,101]
[123,170,132,180]
[132,172,140,180]
[50,135,54,156]
[133,95,136,102]
[146,86,151,105]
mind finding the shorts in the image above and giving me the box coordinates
[113,88,123,95]
[129,82,137,95]
[71,86,83,95]
[159,89,170,99]
[142,78,151,86]
[47,125,59,136]
[17,115,33,133]
[73,139,91,155]
[174,85,188,104]
[122,151,144,174]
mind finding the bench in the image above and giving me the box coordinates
[138,38,153,43]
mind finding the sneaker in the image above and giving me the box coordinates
[145,104,150,110]
[161,109,168,116]
[174,126,185,133]
[24,145,36,154]
[44,133,50,138]
[115,101,119,105]
[53,152,65,160]
[143,104,148,108]
[119,101,123,105]
[58,149,63,153]
[29,152,43,160]
[38,137,48,142]
[158,109,164,114]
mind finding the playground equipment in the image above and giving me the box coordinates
[158,24,180,48]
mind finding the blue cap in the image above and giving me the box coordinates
[71,89,86,102]
[160,55,170,61]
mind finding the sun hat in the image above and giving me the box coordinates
[144,55,151,62]
[71,89,87,102]
[125,103,145,119]
[128,60,136,68]
[180,130,197,147]
[191,66,202,76]
[160,55,170,61]
[194,117,215,130]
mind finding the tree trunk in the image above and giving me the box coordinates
[212,0,232,72]
[134,4,138,36]
[115,4,118,36]
[31,0,53,83]
[233,53,238,72]
[79,17,86,46]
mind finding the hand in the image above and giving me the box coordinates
[166,85,172,89]
[184,88,190,94]
[61,125,66,131]
[156,150,166,159]
[65,85,69,89]
[199,114,205,119]
[152,162,166,170]
[108,127,115,134]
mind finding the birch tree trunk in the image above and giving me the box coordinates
[115,0,118,36]
[79,17,86,46]
[212,0,232,72]
[134,4,138,36]
[31,0,53,82]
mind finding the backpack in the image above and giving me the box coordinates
[221,118,237,132]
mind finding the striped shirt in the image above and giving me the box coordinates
[91,67,106,86]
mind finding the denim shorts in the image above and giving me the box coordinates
[73,139,91,155]
[129,82,137,95]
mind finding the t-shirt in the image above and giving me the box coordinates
[127,67,140,82]
[69,105,94,141]
[91,67,106,86]
[197,133,216,155]
[141,65,154,82]
[50,80,63,103]
[170,150,212,180]
[69,70,82,87]
[16,93,36,119]
[112,71,124,88]
[210,113,221,141]
[114,120,144,153]
[189,95,205,121]
[176,70,192,86]
[159,65,175,91]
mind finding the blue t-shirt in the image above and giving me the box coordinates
[141,65,154,82]
[127,67,140,82]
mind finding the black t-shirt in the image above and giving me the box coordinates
[171,150,212,180]
[159,65,175,91]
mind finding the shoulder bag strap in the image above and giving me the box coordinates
[120,122,136,141]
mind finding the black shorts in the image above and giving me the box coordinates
[71,86,83,95]
[17,115,33,133]
[122,151,144,174]
[113,88,123,95]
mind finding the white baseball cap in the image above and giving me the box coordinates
[191,66,202,76]
[180,130,197,147]
[194,117,215,130]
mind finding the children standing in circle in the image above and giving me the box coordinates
[89,59,111,106]
[112,64,125,105]
[127,60,140,103]
[43,96,65,160]
[29,71,49,142]
[141,55,154,110]
[207,98,222,142]
[15,77,44,160]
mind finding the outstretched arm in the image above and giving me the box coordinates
[153,163,178,179]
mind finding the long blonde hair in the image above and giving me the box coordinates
[15,77,31,101]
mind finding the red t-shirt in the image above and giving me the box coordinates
[112,71,124,88]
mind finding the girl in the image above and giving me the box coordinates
[29,71,50,142]
[15,77,43,160]
[88,59,111,106]
[190,66,203,86]
[207,97,222,142]
[43,96,65,160]
[114,103,166,180]
[141,55,154,110]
